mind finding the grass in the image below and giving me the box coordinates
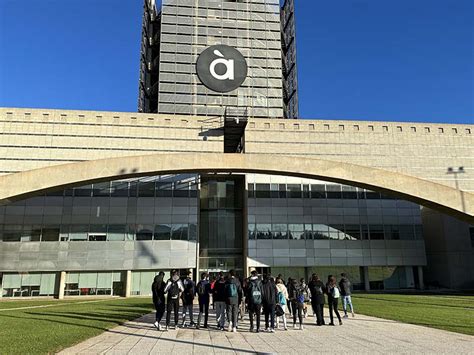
[351,293,474,336]
[0,298,153,354]
[0,294,473,354]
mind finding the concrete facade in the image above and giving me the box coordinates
[1,108,473,192]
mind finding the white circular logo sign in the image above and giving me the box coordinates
[196,45,248,93]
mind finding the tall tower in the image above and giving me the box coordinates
[138,0,298,119]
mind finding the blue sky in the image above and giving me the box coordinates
[0,0,472,123]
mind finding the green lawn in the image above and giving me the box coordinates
[0,298,153,354]
[351,293,474,336]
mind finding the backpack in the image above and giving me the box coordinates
[168,281,180,299]
[249,281,262,305]
[197,281,207,296]
[294,285,304,303]
[275,304,284,317]
[183,280,194,302]
[277,291,286,305]
[331,286,340,298]
[227,282,238,298]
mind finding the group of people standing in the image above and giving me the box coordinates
[151,269,355,332]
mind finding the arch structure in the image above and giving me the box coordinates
[0,153,473,224]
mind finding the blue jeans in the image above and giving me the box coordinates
[342,295,354,315]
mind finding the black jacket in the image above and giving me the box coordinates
[197,279,211,301]
[246,277,263,305]
[151,275,166,305]
[339,277,351,296]
[212,279,227,303]
[308,280,326,305]
[262,279,278,305]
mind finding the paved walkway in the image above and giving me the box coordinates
[60,307,473,354]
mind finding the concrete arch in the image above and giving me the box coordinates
[0,153,472,223]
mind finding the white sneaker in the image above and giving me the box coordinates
[232,327,237,333]
[165,325,169,331]
[293,324,297,330]
[270,328,275,333]
[154,321,159,329]
[300,324,304,330]
[228,324,233,332]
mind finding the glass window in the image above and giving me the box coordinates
[154,224,171,240]
[366,190,381,199]
[156,182,173,197]
[326,185,342,199]
[255,184,270,198]
[188,223,197,241]
[69,225,88,241]
[171,224,188,240]
[173,181,189,197]
[399,225,415,240]
[247,183,255,198]
[369,225,384,240]
[342,186,358,199]
[385,225,400,240]
[279,184,287,198]
[288,223,304,240]
[92,182,111,197]
[311,184,326,199]
[136,226,154,240]
[88,233,106,241]
[272,223,288,239]
[107,225,126,241]
[256,224,272,239]
[287,184,302,198]
[313,224,330,240]
[344,225,361,240]
[111,181,129,197]
[41,226,60,242]
[138,182,155,197]
[414,225,423,240]
[270,184,279,198]
[302,184,310,198]
[248,223,256,240]
[74,185,92,197]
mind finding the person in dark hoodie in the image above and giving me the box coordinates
[246,270,263,332]
[262,275,278,332]
[339,273,355,318]
[196,272,211,329]
[225,269,243,332]
[308,273,326,326]
[181,271,196,327]
[151,271,166,331]
[212,272,227,330]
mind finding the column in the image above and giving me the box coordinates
[57,271,66,300]
[417,266,425,290]
[125,270,132,298]
[363,266,370,291]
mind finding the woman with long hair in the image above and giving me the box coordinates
[152,271,166,330]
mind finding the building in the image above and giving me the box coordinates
[138,0,298,119]
[0,0,473,298]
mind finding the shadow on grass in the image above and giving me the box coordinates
[0,313,258,354]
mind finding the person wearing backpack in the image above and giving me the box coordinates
[288,278,305,330]
[164,270,184,330]
[246,270,263,332]
[275,277,289,330]
[181,271,196,328]
[151,271,166,331]
[196,272,211,329]
[262,275,278,332]
[326,275,343,326]
[339,273,355,318]
[212,272,227,330]
[300,278,310,318]
[308,274,326,326]
[225,269,242,332]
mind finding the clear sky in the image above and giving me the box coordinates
[0,0,472,124]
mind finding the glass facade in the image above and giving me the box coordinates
[199,176,245,273]
[0,175,198,243]
[247,181,423,242]
[1,273,56,297]
[65,271,123,296]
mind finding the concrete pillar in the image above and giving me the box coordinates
[57,271,66,300]
[362,266,370,291]
[418,266,425,290]
[125,270,132,298]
